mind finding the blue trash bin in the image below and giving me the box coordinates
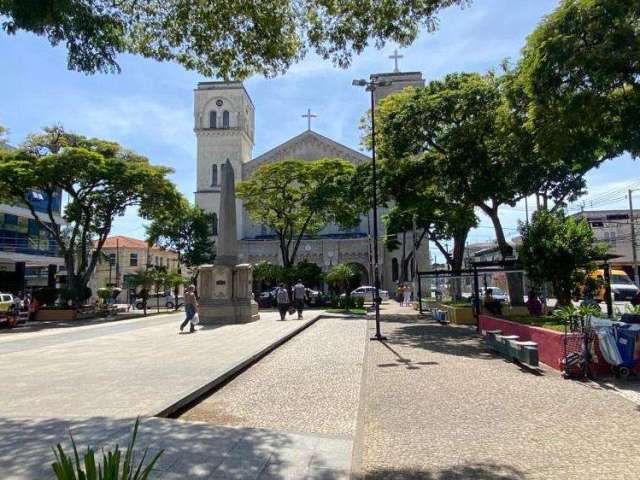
[615,324,640,376]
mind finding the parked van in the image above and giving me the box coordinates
[591,269,640,301]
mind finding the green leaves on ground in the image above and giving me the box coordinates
[237,158,363,267]
[519,210,608,307]
[1,0,470,78]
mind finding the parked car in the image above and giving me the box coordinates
[136,292,183,310]
[346,286,390,303]
[0,292,14,313]
[480,287,509,303]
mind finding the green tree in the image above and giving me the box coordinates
[326,263,360,298]
[165,271,185,311]
[1,0,469,79]
[294,260,324,288]
[518,210,607,307]
[0,126,179,305]
[237,158,362,268]
[380,155,477,283]
[151,268,168,313]
[146,196,215,283]
[374,73,585,304]
[127,268,155,316]
[0,124,7,148]
[518,0,640,165]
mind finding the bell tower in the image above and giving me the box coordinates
[194,81,254,240]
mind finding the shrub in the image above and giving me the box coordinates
[33,287,58,305]
[355,296,365,309]
[97,288,112,302]
[51,418,163,480]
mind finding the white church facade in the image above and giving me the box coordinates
[194,69,429,291]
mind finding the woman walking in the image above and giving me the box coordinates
[275,283,290,321]
[180,285,198,333]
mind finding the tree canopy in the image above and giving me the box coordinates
[380,151,477,277]
[518,209,607,307]
[237,158,362,267]
[1,0,470,79]
[0,125,180,303]
[518,0,640,163]
[373,73,582,304]
[146,196,215,276]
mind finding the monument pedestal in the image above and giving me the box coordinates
[198,263,259,325]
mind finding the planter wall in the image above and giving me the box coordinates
[35,309,77,321]
[479,315,610,373]
[443,305,475,325]
[480,315,574,370]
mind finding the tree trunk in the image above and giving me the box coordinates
[553,280,573,307]
[482,205,525,306]
[449,230,468,301]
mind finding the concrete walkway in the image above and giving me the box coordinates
[0,310,323,418]
[0,309,361,479]
[355,305,640,480]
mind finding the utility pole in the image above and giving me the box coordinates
[629,189,639,287]
[412,214,417,298]
[353,76,392,341]
[115,238,120,287]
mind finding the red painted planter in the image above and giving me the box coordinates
[479,315,609,373]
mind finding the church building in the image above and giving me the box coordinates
[194,62,430,292]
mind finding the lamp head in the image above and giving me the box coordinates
[352,79,368,87]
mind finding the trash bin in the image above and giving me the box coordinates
[615,324,640,376]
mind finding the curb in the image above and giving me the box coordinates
[349,316,375,480]
[152,313,326,418]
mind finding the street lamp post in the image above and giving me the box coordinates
[353,77,391,341]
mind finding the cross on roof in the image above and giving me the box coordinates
[302,108,318,131]
[389,49,404,73]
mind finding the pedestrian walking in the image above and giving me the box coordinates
[128,289,137,312]
[180,285,198,333]
[402,283,412,307]
[275,283,290,321]
[293,279,306,319]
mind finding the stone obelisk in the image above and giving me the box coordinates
[216,160,239,266]
[198,160,259,324]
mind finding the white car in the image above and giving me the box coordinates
[481,287,509,303]
[349,286,389,303]
[136,292,183,310]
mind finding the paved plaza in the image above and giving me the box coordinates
[0,310,358,479]
[355,305,640,480]
[4,304,640,479]
[182,317,367,437]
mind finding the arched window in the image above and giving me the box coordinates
[222,110,230,128]
[392,258,399,282]
[211,213,218,236]
[211,164,218,186]
[209,111,217,129]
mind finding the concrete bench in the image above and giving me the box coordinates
[484,330,539,368]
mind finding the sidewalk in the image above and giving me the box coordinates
[354,304,640,479]
[1,310,342,479]
[0,310,325,418]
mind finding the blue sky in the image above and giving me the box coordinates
[1,0,637,261]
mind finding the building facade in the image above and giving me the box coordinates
[194,68,430,291]
[0,144,64,293]
[90,236,181,302]
[572,209,640,282]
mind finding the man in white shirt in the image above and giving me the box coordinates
[293,279,306,320]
